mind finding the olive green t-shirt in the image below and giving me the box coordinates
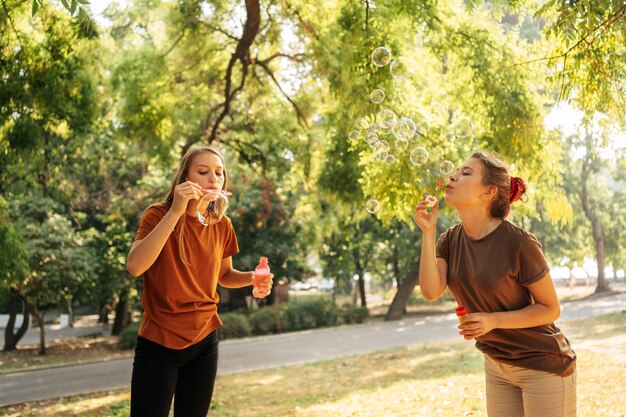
[436,220,576,376]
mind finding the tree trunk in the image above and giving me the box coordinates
[580,134,610,293]
[354,259,367,308]
[31,307,46,355]
[385,259,420,321]
[3,291,30,352]
[66,297,74,327]
[112,290,128,336]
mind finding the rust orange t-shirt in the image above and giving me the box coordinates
[436,220,576,376]
[134,203,239,349]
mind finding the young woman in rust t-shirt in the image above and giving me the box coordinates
[413,151,576,417]
[126,146,273,417]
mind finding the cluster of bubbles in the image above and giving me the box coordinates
[355,47,475,215]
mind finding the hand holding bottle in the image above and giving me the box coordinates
[252,256,273,298]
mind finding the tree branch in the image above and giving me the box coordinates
[256,59,309,129]
[198,0,261,145]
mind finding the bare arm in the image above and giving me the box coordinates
[414,198,447,301]
[459,273,561,340]
[126,181,203,277]
[126,210,181,277]
[217,256,255,288]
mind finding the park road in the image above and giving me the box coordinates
[0,291,625,407]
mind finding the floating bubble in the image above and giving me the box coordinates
[375,150,388,161]
[371,47,392,67]
[364,131,379,144]
[416,120,430,136]
[392,117,417,140]
[410,147,429,166]
[368,122,382,134]
[453,116,474,138]
[348,130,361,141]
[376,109,397,129]
[385,154,396,165]
[374,140,390,152]
[370,89,385,104]
[395,137,409,151]
[366,198,381,214]
[430,101,448,122]
[440,160,455,175]
[389,57,415,80]
[356,117,369,130]
[197,193,229,226]
[444,131,456,142]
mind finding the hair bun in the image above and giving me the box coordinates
[509,177,525,203]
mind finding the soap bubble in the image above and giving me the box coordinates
[389,57,415,80]
[356,117,369,130]
[375,150,388,161]
[374,140,390,152]
[416,120,431,136]
[380,123,392,135]
[197,193,229,226]
[371,47,392,67]
[368,122,382,133]
[370,89,385,104]
[364,131,379,144]
[453,116,474,138]
[366,199,381,213]
[348,130,361,141]
[385,154,396,165]
[392,117,417,140]
[440,160,455,175]
[409,147,429,166]
[376,109,397,129]
[395,137,409,151]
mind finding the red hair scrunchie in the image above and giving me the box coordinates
[509,177,525,203]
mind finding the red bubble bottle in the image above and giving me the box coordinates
[253,256,271,298]
[456,306,468,324]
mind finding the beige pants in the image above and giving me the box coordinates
[484,354,577,417]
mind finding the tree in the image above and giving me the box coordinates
[0,196,29,351]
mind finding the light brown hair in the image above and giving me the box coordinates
[471,151,526,218]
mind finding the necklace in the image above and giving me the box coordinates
[483,217,494,239]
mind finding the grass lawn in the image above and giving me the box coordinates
[1,310,624,417]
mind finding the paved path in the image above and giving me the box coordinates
[1,292,624,407]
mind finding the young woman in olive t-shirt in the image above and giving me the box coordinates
[126,146,273,417]
[414,151,576,417]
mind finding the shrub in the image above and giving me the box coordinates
[282,298,338,331]
[117,321,140,350]
[249,305,285,335]
[218,312,251,340]
[338,303,370,324]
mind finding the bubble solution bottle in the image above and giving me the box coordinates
[252,257,271,298]
[456,306,468,324]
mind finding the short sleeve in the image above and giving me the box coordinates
[222,217,239,258]
[435,229,450,261]
[135,205,166,241]
[517,233,550,286]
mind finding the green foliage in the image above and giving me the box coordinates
[248,305,285,335]
[337,302,370,324]
[218,312,252,340]
[282,298,338,331]
[117,321,140,350]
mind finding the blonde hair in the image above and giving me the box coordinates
[163,146,228,264]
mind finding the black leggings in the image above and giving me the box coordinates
[130,330,219,417]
